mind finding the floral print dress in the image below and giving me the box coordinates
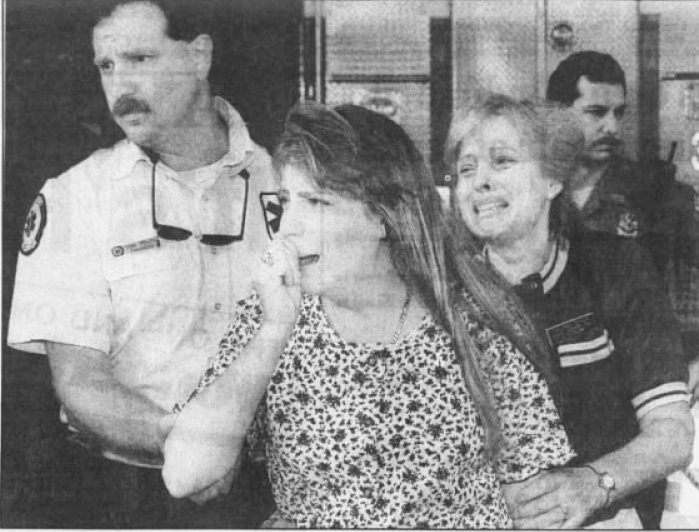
[183,294,574,528]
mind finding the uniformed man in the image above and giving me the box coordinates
[547,51,694,265]
[8,0,280,526]
[547,50,698,528]
[548,52,698,397]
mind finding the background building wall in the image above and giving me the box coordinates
[643,0,699,188]
[310,0,645,179]
[453,0,639,158]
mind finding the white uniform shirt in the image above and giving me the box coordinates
[9,97,280,421]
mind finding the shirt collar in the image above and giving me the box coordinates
[579,157,632,217]
[538,237,569,294]
[111,96,255,180]
[484,237,569,295]
[213,96,255,165]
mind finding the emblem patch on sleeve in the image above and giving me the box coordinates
[260,192,283,239]
[20,193,47,256]
[616,211,639,238]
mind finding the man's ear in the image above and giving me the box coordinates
[190,34,213,80]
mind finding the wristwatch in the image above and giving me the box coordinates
[580,464,616,508]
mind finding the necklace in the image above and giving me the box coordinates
[320,287,412,345]
[391,288,412,344]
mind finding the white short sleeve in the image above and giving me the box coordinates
[8,165,112,355]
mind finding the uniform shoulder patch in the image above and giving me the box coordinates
[20,193,47,256]
[616,210,640,238]
[259,192,282,239]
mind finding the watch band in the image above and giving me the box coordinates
[578,464,616,508]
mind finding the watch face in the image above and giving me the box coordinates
[601,473,616,490]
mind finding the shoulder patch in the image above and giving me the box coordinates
[616,210,639,238]
[259,192,282,239]
[20,194,47,256]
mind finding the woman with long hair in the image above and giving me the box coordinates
[161,101,573,527]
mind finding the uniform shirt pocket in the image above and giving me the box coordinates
[103,241,198,311]
[104,240,186,280]
[546,312,614,368]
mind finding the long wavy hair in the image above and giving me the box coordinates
[273,100,558,457]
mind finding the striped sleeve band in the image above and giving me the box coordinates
[632,382,690,419]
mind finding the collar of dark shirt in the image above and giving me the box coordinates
[579,157,643,218]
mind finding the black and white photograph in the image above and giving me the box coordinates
[2,0,699,528]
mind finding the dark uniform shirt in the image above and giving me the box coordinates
[579,157,698,355]
[514,231,690,528]
[580,157,695,267]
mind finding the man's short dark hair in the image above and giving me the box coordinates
[92,0,208,42]
[546,51,626,106]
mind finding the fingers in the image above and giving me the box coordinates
[511,471,574,522]
[561,512,587,530]
[514,504,584,530]
[187,468,236,505]
[511,469,596,530]
[254,239,303,329]
[257,238,300,288]
[188,487,215,506]
[512,490,559,521]
[276,239,301,287]
[513,471,560,505]
[188,479,224,505]
[514,506,566,529]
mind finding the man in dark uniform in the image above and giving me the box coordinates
[548,51,698,396]
[547,51,696,271]
[547,50,698,528]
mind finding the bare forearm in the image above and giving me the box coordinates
[47,342,168,465]
[589,408,694,506]
[508,403,694,528]
[61,377,168,464]
[194,323,289,414]
[162,323,289,497]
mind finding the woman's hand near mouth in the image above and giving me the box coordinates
[255,238,303,335]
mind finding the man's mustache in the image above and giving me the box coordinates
[592,136,622,148]
[112,96,151,118]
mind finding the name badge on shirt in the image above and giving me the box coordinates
[546,313,614,368]
[112,237,160,257]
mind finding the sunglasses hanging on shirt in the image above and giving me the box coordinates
[147,150,249,246]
